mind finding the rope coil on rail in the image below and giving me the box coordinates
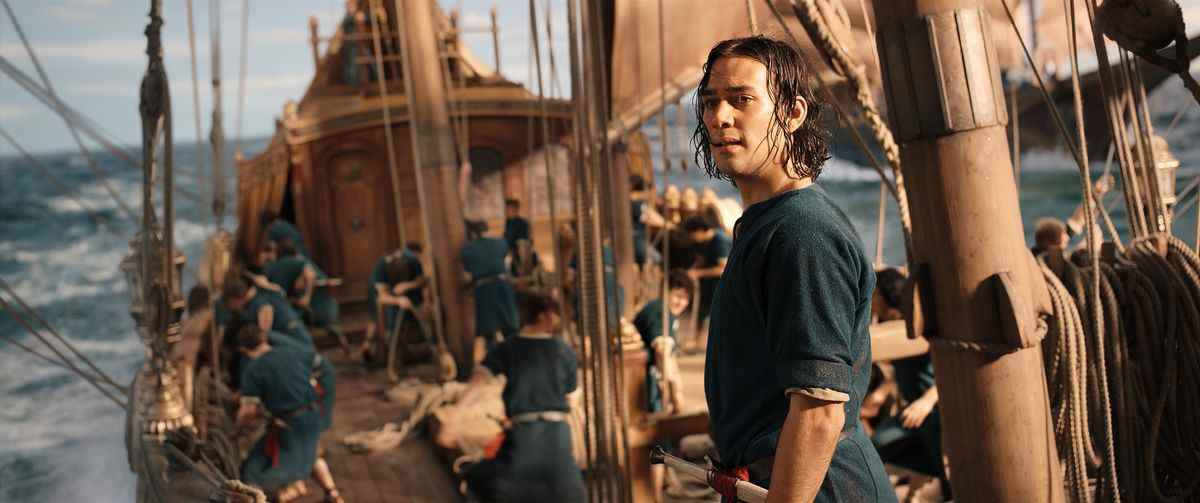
[1038,234,1200,503]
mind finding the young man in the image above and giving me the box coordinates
[869,269,945,498]
[463,291,585,503]
[264,239,348,353]
[222,275,313,349]
[1031,217,1069,257]
[695,36,895,502]
[461,220,520,362]
[235,324,342,503]
[503,198,532,254]
[363,243,427,362]
[684,215,731,338]
[261,210,309,258]
[633,270,694,414]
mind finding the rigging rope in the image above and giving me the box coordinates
[529,0,568,327]
[208,0,228,226]
[0,287,127,409]
[1065,1,1121,498]
[185,0,208,221]
[367,0,410,247]
[788,0,913,261]
[657,0,671,348]
[233,0,249,157]
[0,0,139,224]
[762,1,900,218]
[0,126,111,230]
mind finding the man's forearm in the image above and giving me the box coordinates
[766,393,845,503]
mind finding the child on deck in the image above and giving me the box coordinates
[463,291,585,503]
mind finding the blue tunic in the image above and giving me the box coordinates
[871,354,942,478]
[696,229,732,323]
[465,335,585,503]
[705,186,895,502]
[266,219,309,257]
[368,250,424,330]
[633,298,677,412]
[632,201,648,266]
[503,217,532,252]
[243,291,313,348]
[462,237,519,340]
[239,344,321,491]
[265,255,338,329]
[265,331,336,432]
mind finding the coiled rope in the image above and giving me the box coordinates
[1040,234,1200,502]
[788,0,913,261]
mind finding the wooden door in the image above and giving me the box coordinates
[328,147,394,302]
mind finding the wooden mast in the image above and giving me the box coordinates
[394,0,473,371]
[872,1,1063,501]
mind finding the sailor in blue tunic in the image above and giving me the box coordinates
[263,239,345,352]
[634,270,695,414]
[235,324,343,502]
[364,244,426,359]
[235,324,321,495]
[262,210,309,257]
[222,275,313,349]
[696,36,895,502]
[461,220,519,361]
[683,216,731,333]
[503,198,532,254]
[463,291,585,503]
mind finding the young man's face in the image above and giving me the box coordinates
[667,288,691,316]
[702,56,798,179]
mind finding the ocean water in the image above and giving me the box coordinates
[1,81,1199,501]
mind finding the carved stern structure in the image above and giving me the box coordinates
[235,1,573,353]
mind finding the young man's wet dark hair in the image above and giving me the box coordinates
[276,238,299,257]
[629,174,647,192]
[691,35,831,182]
[667,269,695,299]
[875,267,907,311]
[516,290,559,327]
[187,285,211,314]
[259,210,278,227]
[465,219,488,240]
[222,274,251,301]
[682,215,712,233]
[237,323,267,351]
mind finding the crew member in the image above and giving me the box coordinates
[462,220,520,362]
[264,239,348,353]
[633,270,694,414]
[262,210,309,257]
[235,324,342,503]
[697,36,895,502]
[503,198,532,255]
[175,285,214,410]
[1031,217,1069,257]
[364,243,426,362]
[222,274,313,349]
[684,215,731,341]
[463,291,585,503]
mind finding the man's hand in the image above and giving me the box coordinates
[296,295,311,308]
[901,393,937,429]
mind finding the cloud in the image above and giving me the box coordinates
[0,38,196,63]
[0,104,31,120]
[46,0,114,22]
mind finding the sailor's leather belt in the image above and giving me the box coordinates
[509,410,569,423]
[473,274,511,287]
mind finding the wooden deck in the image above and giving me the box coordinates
[292,347,462,503]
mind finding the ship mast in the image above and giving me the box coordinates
[393,0,474,370]
[873,1,1064,501]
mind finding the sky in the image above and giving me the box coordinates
[0,0,569,155]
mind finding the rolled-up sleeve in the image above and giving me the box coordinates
[765,226,857,398]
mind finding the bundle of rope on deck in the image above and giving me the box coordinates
[1039,234,1200,502]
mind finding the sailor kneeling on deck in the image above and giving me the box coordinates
[462,291,586,503]
[263,238,348,354]
[234,323,343,503]
[696,37,896,502]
